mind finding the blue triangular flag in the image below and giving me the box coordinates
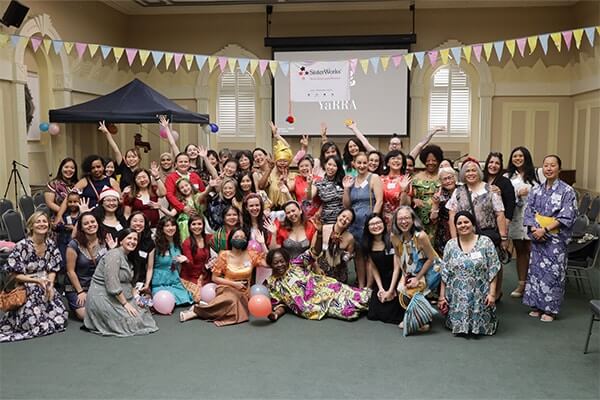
[584,27,595,46]
[194,55,207,70]
[450,47,462,65]
[10,35,20,47]
[100,45,112,60]
[414,52,425,68]
[151,51,164,66]
[279,61,289,76]
[369,57,380,73]
[238,58,249,73]
[539,34,550,54]
[52,40,64,54]
[493,41,504,61]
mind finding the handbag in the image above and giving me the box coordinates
[0,275,27,312]
[464,186,501,246]
[397,274,427,309]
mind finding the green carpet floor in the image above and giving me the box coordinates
[1,263,599,400]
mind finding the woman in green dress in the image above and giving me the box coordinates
[412,145,443,239]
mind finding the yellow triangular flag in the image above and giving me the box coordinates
[227,57,237,72]
[64,41,74,55]
[527,36,538,54]
[505,39,516,57]
[573,29,584,49]
[164,52,173,69]
[380,56,390,71]
[88,44,99,58]
[208,56,217,72]
[403,53,414,71]
[42,38,52,53]
[0,33,8,47]
[139,50,150,66]
[359,59,369,74]
[550,32,562,52]
[269,60,278,75]
[113,47,124,62]
[184,54,194,70]
[440,49,450,64]
[596,26,599,35]
[463,46,472,64]
[249,59,258,75]
[483,43,493,61]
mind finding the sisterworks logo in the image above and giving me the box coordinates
[298,65,343,80]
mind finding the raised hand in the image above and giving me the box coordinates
[345,120,357,130]
[269,121,278,137]
[106,233,117,249]
[263,217,277,234]
[300,134,309,148]
[150,161,160,178]
[78,197,91,213]
[198,145,208,159]
[158,115,170,128]
[342,175,355,189]
[400,176,412,193]
[431,188,442,206]
[98,120,109,134]
[430,125,445,137]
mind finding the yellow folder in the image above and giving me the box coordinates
[535,213,559,234]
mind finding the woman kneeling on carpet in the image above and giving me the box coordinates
[179,226,266,326]
[265,248,370,322]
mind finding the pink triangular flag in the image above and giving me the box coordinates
[427,50,438,67]
[473,44,483,62]
[349,58,358,74]
[259,59,269,76]
[516,38,527,57]
[75,42,87,59]
[392,55,403,68]
[30,37,42,52]
[125,48,137,66]
[562,31,573,51]
[218,56,228,72]
[173,53,183,70]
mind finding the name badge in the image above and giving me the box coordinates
[193,184,200,190]
[387,182,397,190]
[138,250,148,259]
[470,251,483,260]
[386,247,395,255]
[98,247,107,256]
[115,223,123,232]
[66,216,73,225]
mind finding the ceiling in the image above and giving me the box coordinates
[101,0,582,15]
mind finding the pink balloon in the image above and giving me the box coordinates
[248,240,263,253]
[159,128,168,139]
[48,123,60,136]
[201,283,217,303]
[152,290,175,315]
[171,130,179,141]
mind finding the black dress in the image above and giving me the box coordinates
[367,250,405,324]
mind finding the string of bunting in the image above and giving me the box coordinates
[0,26,598,76]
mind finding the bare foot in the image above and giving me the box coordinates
[179,310,197,323]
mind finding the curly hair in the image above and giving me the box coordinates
[419,144,444,165]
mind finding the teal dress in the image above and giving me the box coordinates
[152,244,193,305]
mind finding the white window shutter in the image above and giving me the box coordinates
[217,69,256,137]
[428,65,470,136]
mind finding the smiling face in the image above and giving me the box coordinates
[487,156,502,177]
[387,155,403,172]
[246,197,261,218]
[325,158,338,178]
[62,160,76,180]
[222,182,236,199]
[425,153,440,173]
[125,150,140,168]
[238,155,251,170]
[162,220,177,239]
[396,208,413,232]
[190,218,204,236]
[223,161,237,178]
[177,180,193,197]
[511,150,524,169]
[102,196,119,213]
[276,159,289,172]
[129,214,146,233]
[405,158,415,175]
[223,208,239,227]
[298,159,312,177]
[543,156,560,180]
[439,172,457,191]
[91,160,105,179]
[160,155,173,171]
[253,150,266,168]
[347,140,360,157]
[367,216,385,235]
[270,251,289,277]
[368,153,380,173]
[324,145,338,159]
[389,137,402,151]
[121,232,139,252]
[336,210,354,230]
[207,154,219,168]
[176,155,190,173]
[464,163,481,185]
[81,214,99,236]
[284,203,302,224]
[456,215,474,237]
[186,145,199,159]
[354,154,368,175]
[135,171,150,189]
[239,175,253,192]
[67,194,80,212]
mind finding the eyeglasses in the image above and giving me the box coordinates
[368,220,384,227]
[397,217,412,222]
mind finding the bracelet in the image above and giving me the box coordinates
[544,227,549,233]
[77,290,85,295]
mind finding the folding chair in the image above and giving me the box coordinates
[584,300,600,354]
[567,223,600,298]
[0,198,14,240]
[588,196,600,223]
[579,193,592,216]
[32,191,45,208]
[1,209,26,242]
[18,195,35,222]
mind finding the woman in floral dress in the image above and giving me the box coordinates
[265,248,370,321]
[412,145,444,239]
[0,212,67,342]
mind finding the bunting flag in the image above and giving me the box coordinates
[227,57,237,72]
[139,50,150,66]
[349,58,358,74]
[151,51,164,66]
[269,60,278,75]
[505,39,515,58]
[52,40,63,55]
[573,28,584,49]
[369,56,380,73]
[279,61,289,76]
[164,52,174,69]
[450,47,462,65]
[562,31,573,50]
[483,42,493,61]
[126,48,138,66]
[63,42,74,55]
[427,50,438,67]
[101,45,112,60]
[173,53,183,70]
[584,27,595,46]
[527,36,538,54]
[208,56,217,72]
[404,53,414,71]
[539,34,549,55]
[238,58,249,73]
[249,59,258,75]
[359,58,369,74]
[0,34,8,47]
[195,55,207,71]
[516,38,527,56]
[75,42,87,59]
[259,59,268,76]
[10,35,20,47]
[184,54,194,71]
[414,52,425,68]
[493,41,504,61]
[380,56,390,71]
[463,46,472,63]
[217,56,227,72]
[30,37,42,52]
[473,44,482,62]
[88,44,99,58]
[113,47,125,63]
[440,48,450,65]
[550,32,562,52]
[43,38,52,53]
[391,55,403,68]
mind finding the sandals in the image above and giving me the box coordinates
[510,281,525,298]
[528,310,541,318]
[540,314,555,322]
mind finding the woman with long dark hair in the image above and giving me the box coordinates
[181,215,214,302]
[313,156,345,226]
[270,200,317,259]
[127,211,155,291]
[45,157,78,214]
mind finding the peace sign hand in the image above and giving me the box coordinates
[300,134,309,148]
[158,115,170,128]
[98,121,109,134]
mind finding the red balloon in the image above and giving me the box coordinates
[248,294,271,318]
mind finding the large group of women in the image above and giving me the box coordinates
[0,117,577,342]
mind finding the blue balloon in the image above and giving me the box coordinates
[210,123,219,133]
[39,122,49,132]
[250,284,269,298]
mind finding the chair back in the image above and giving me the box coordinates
[32,191,45,207]
[572,215,590,237]
[35,203,51,217]
[590,223,600,268]
[588,196,600,223]
[18,195,35,222]
[0,198,14,216]
[579,192,592,216]
[2,210,26,242]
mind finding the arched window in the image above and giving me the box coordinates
[217,69,256,137]
[428,64,470,136]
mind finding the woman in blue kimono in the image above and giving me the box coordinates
[523,155,577,322]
